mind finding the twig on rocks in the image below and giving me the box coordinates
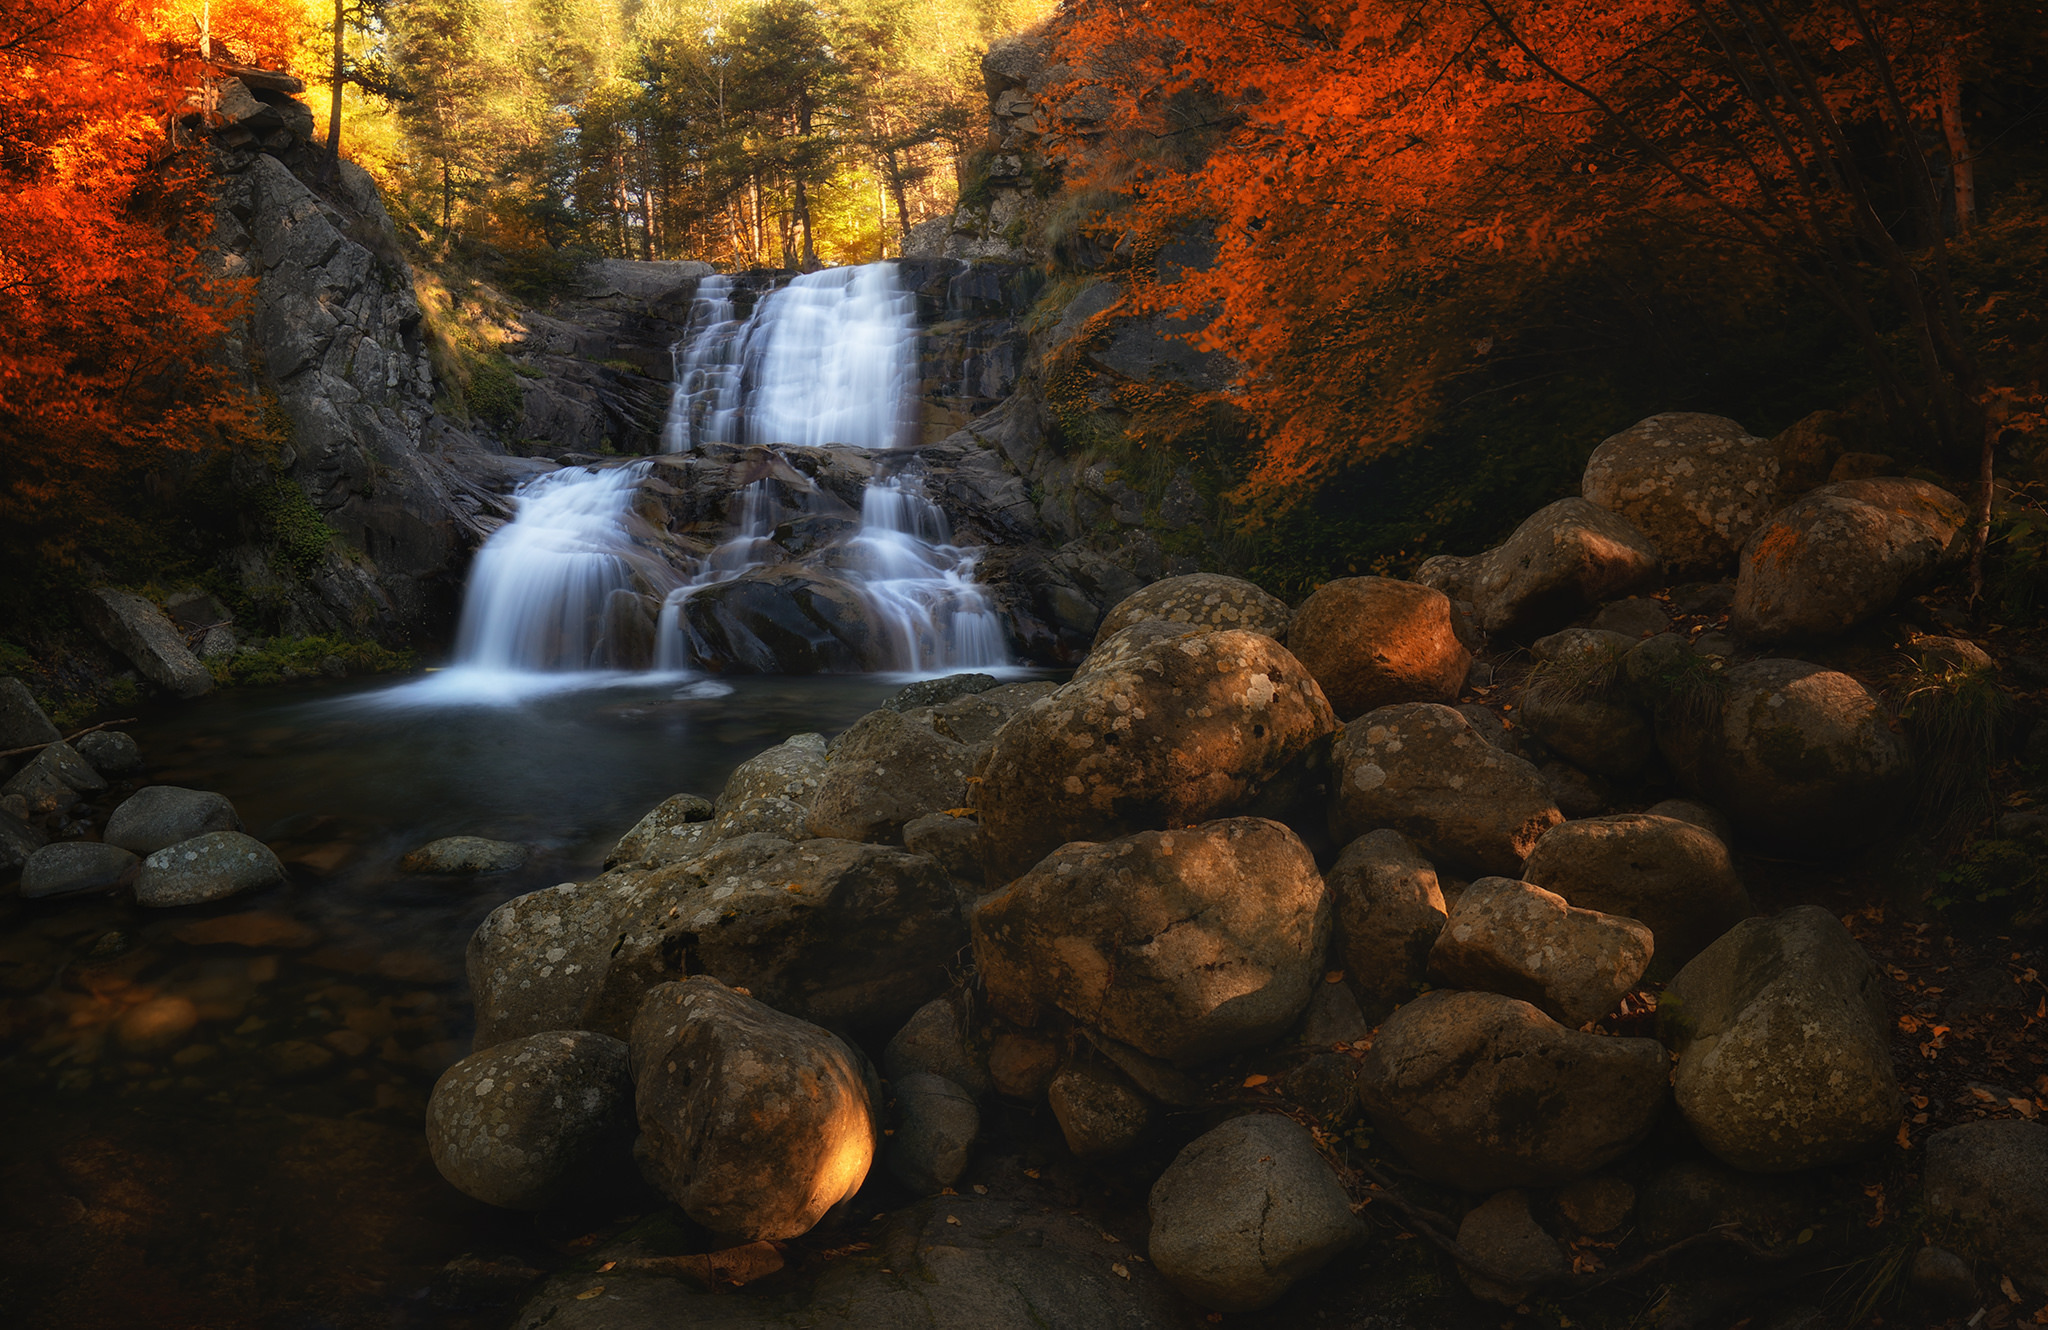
[0,717,138,762]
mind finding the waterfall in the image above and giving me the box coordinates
[853,474,1009,672]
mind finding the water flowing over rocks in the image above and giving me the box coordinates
[425,1031,635,1210]
[1581,413,1780,574]
[1285,576,1471,720]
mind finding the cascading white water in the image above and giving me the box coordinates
[853,474,1009,672]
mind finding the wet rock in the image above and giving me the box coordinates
[682,568,890,673]
[105,786,243,856]
[1660,905,1901,1173]
[1732,478,1967,640]
[426,1030,635,1210]
[1414,497,1661,640]
[630,978,877,1240]
[20,841,139,899]
[605,793,714,869]
[135,831,287,906]
[1358,990,1668,1190]
[80,588,214,698]
[402,836,528,875]
[807,707,976,844]
[884,995,991,1096]
[987,1032,1059,1099]
[973,818,1330,1066]
[1923,1118,2048,1294]
[1091,572,1291,645]
[901,812,982,887]
[1457,1190,1569,1305]
[1521,814,1749,974]
[0,678,60,749]
[1147,1114,1362,1312]
[1047,1060,1150,1159]
[887,1072,979,1194]
[1684,659,1911,852]
[1428,877,1653,1027]
[1327,829,1445,1016]
[1284,576,1471,721]
[1328,703,1562,877]
[73,729,142,777]
[1581,413,1778,575]
[975,628,1335,882]
[1555,1175,1635,1235]
[117,994,200,1052]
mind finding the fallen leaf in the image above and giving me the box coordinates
[945,1215,960,1226]
[1112,1262,1130,1279]
[2005,1275,2022,1302]
[1242,1074,1269,1088]
[577,1287,604,1300]
[1324,970,1344,983]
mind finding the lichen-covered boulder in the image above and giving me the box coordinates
[1581,413,1779,574]
[630,978,877,1240]
[402,836,527,874]
[20,841,139,899]
[104,785,242,856]
[1328,703,1562,877]
[1328,829,1446,1016]
[74,729,143,776]
[1147,1114,1362,1313]
[1285,576,1470,720]
[1924,1119,2048,1295]
[974,629,1335,883]
[1731,478,1966,640]
[1522,814,1749,973]
[425,1030,634,1210]
[467,870,657,1050]
[1686,660,1911,852]
[1518,630,1655,779]
[1092,573,1291,646]
[134,831,286,906]
[604,792,714,869]
[972,818,1330,1066]
[1660,905,1901,1173]
[1047,1060,1151,1159]
[716,733,829,816]
[1428,878,1653,1027]
[806,707,976,844]
[1414,498,1660,640]
[1359,990,1669,1190]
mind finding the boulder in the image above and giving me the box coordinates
[1047,1061,1151,1159]
[682,568,889,672]
[1358,990,1669,1190]
[986,1033,1060,1099]
[20,841,139,899]
[1428,877,1653,1026]
[1284,576,1470,720]
[1659,905,1901,1173]
[1147,1114,1362,1313]
[972,818,1330,1066]
[135,830,287,906]
[1644,797,1735,848]
[901,812,982,886]
[1923,1119,2048,1294]
[1555,1176,1636,1235]
[73,729,143,777]
[1414,498,1660,640]
[2,742,96,815]
[1456,1190,1569,1305]
[884,995,992,1096]
[604,793,714,869]
[0,678,60,749]
[1685,660,1912,851]
[716,733,828,814]
[1581,413,1779,574]
[105,786,243,856]
[1731,478,1967,640]
[886,672,1000,710]
[974,629,1335,883]
[807,707,976,843]
[630,978,878,1240]
[0,809,43,877]
[1327,829,1446,1016]
[1328,703,1562,877]
[1518,631,1655,779]
[887,1072,980,1195]
[402,836,528,874]
[425,1031,635,1210]
[713,795,811,840]
[1521,814,1750,973]
[80,588,214,698]
[468,872,655,1049]
[1091,572,1291,645]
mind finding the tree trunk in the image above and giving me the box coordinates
[328,0,344,163]
[885,147,912,251]
[794,177,817,271]
[1938,42,1975,234]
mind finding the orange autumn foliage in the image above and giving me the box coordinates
[1048,0,2015,514]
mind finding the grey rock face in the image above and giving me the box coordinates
[105,786,243,856]
[1328,703,1562,877]
[1147,1114,1362,1313]
[1660,905,1901,1173]
[402,836,528,874]
[80,589,213,698]
[1328,829,1446,1016]
[73,729,142,776]
[1047,1061,1150,1159]
[1581,413,1779,574]
[1457,1190,1570,1305]
[887,1072,980,1195]
[0,678,60,749]
[973,818,1330,1066]
[135,830,286,906]
[974,629,1335,883]
[1522,813,1749,973]
[807,707,977,844]
[1733,478,1966,640]
[1414,497,1660,640]
[1925,1119,2048,1294]
[1285,576,1470,720]
[1359,990,1669,1190]
[1091,573,1291,645]
[425,1030,635,1210]
[631,978,877,1241]
[604,793,715,869]
[20,841,139,899]
[1429,877,1653,1027]
[884,995,992,1096]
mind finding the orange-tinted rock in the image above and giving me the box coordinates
[1286,577,1470,720]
